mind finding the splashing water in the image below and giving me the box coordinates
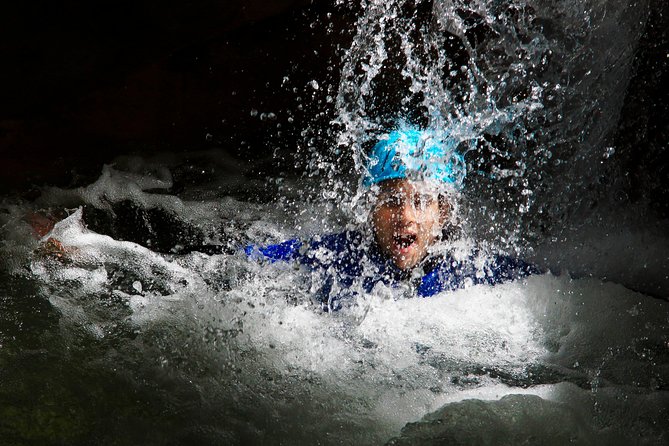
[317,0,652,254]
[1,1,668,445]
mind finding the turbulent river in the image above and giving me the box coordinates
[1,0,668,445]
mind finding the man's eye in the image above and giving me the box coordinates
[382,195,403,207]
[414,194,433,208]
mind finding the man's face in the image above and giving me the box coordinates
[371,179,446,270]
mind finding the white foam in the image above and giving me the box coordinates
[3,161,666,444]
[31,213,666,442]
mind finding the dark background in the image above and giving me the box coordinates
[0,0,351,195]
[1,0,667,216]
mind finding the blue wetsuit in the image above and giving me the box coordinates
[245,230,539,310]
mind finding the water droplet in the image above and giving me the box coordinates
[260,112,277,122]
[132,281,142,293]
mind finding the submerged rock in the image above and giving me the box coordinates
[387,394,600,446]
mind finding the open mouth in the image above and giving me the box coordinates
[394,233,417,250]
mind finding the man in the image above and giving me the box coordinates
[29,126,537,308]
[246,127,539,310]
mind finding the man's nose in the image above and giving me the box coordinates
[399,200,417,222]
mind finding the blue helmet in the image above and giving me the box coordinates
[362,127,466,189]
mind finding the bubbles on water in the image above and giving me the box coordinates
[603,146,615,159]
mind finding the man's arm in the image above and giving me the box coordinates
[243,239,303,262]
